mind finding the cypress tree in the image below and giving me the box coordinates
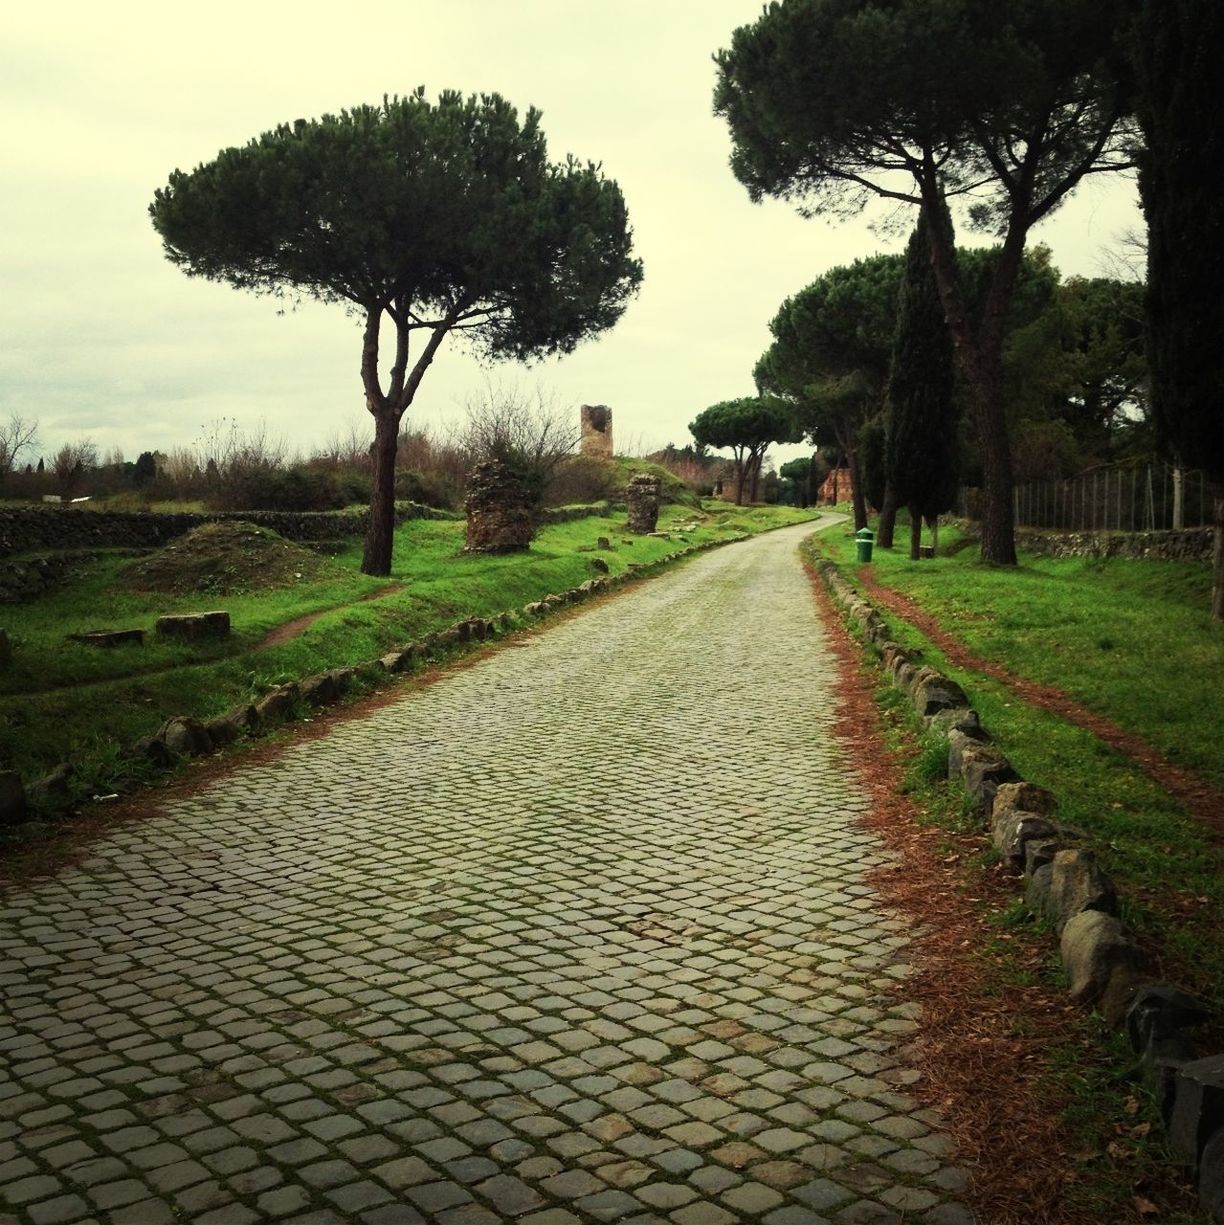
[1134,0,1224,617]
[885,209,960,560]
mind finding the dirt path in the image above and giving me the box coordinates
[857,566,1224,841]
[255,583,405,648]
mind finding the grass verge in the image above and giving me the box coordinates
[1,503,817,804]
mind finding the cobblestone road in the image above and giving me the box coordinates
[1,521,975,1225]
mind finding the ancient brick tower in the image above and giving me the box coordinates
[580,405,613,458]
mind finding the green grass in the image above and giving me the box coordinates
[1,503,816,799]
[817,518,1224,789]
[872,667,1210,1224]
[807,526,1224,1011]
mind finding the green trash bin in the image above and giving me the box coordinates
[855,527,875,563]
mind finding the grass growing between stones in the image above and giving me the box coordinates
[1,503,816,802]
[864,666,1209,1223]
[804,530,1224,1015]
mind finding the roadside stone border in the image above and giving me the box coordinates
[810,552,1224,1222]
[2,533,742,831]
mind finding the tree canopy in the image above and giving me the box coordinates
[151,90,642,574]
[714,0,1135,563]
[689,396,800,504]
[754,254,904,528]
[1133,0,1224,617]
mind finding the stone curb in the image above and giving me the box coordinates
[809,550,1224,1221]
[3,531,744,830]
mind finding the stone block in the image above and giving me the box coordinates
[225,704,261,734]
[1023,836,1068,877]
[591,557,610,574]
[465,460,534,553]
[958,742,1019,813]
[128,735,175,768]
[1126,982,1213,1059]
[925,706,986,740]
[1059,910,1150,1004]
[26,763,73,813]
[155,612,231,640]
[1199,1126,1224,1220]
[300,673,341,707]
[255,685,298,723]
[992,811,1059,867]
[159,717,213,757]
[1044,848,1118,931]
[1,769,27,827]
[1169,1056,1224,1169]
[329,667,354,694]
[68,628,144,647]
[912,672,969,718]
[204,716,241,747]
[993,781,1057,822]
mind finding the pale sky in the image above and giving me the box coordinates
[2,1,1143,468]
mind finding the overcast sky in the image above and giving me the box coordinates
[2,1,1143,468]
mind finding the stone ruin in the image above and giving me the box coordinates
[626,473,662,534]
[464,460,534,553]
[580,405,613,458]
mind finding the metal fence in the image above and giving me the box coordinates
[1011,460,1212,532]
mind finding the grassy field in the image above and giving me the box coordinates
[807,519,1224,1010]
[1,502,816,801]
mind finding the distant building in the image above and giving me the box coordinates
[818,467,854,506]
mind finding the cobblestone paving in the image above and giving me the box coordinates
[1,521,976,1225]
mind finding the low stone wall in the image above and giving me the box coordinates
[0,552,126,605]
[1015,526,1213,563]
[0,502,453,559]
[811,552,1224,1221]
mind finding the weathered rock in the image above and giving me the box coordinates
[1044,848,1118,931]
[155,611,231,640]
[204,716,241,747]
[0,770,27,827]
[225,704,261,734]
[1060,910,1150,1004]
[993,811,1060,867]
[925,706,986,740]
[912,673,969,718]
[895,660,917,695]
[1199,1126,1224,1220]
[159,716,213,757]
[596,536,612,550]
[464,460,534,553]
[1024,836,1069,877]
[1126,982,1212,1057]
[26,763,73,812]
[626,474,662,534]
[958,742,1019,812]
[580,404,613,458]
[523,602,545,617]
[1169,1055,1224,1169]
[591,556,610,574]
[299,672,341,706]
[993,781,1058,822]
[128,735,174,768]
[329,667,354,694]
[255,684,298,723]
[68,628,144,648]
[380,648,413,672]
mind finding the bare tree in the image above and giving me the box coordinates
[0,414,39,486]
[458,384,579,511]
[52,438,98,498]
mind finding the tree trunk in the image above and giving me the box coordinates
[848,445,868,531]
[877,482,899,548]
[1213,487,1224,622]
[749,450,764,502]
[361,412,401,576]
[909,504,922,560]
[964,345,1018,565]
[735,457,745,505]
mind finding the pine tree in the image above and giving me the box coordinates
[885,209,960,560]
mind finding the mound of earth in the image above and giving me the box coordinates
[120,521,330,595]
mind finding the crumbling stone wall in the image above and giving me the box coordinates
[464,461,534,553]
[580,405,613,458]
[0,503,450,560]
[626,474,662,534]
[1015,527,1213,563]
